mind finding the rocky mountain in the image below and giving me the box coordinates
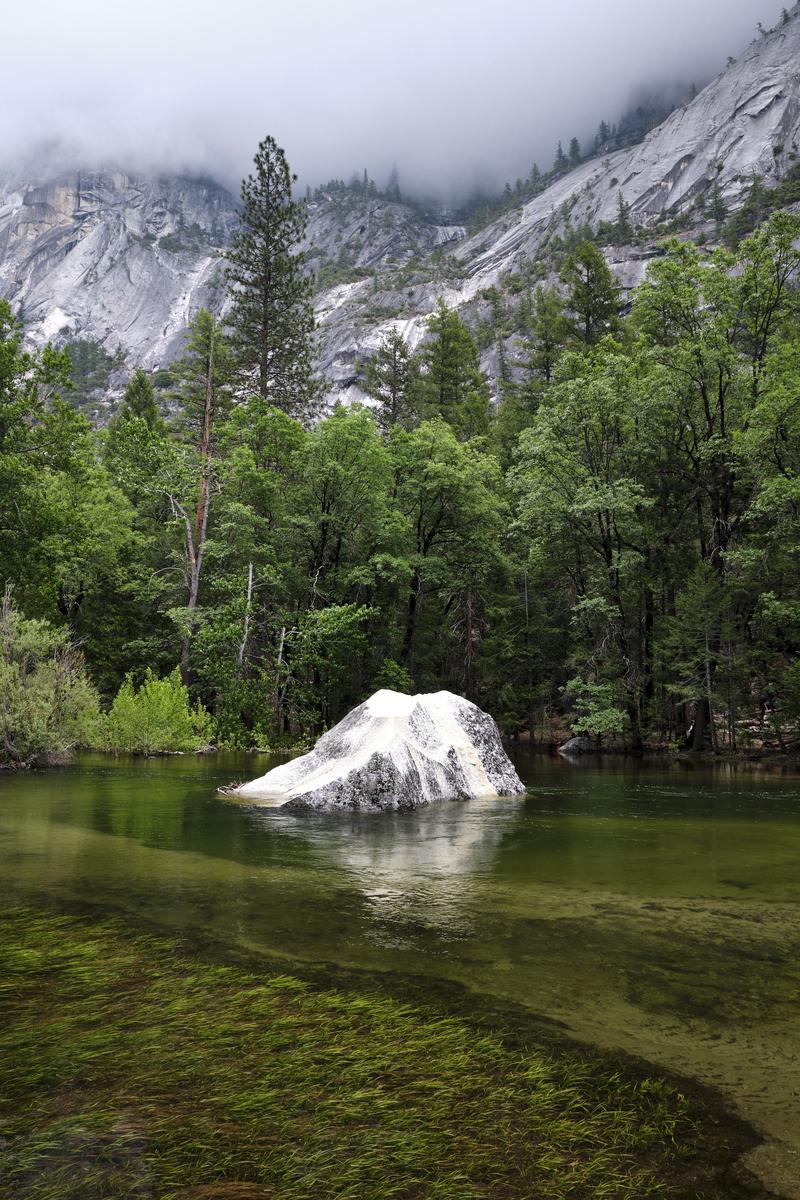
[321,4,800,400]
[0,168,236,370]
[2,5,800,408]
[0,163,464,405]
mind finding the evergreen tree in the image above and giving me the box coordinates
[118,369,161,429]
[723,175,769,247]
[173,311,231,463]
[554,142,568,173]
[363,330,419,434]
[225,136,316,419]
[527,286,571,383]
[104,369,164,480]
[569,137,582,166]
[615,192,634,242]
[709,181,728,228]
[560,242,620,345]
[417,303,491,439]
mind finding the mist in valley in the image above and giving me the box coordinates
[1,0,789,199]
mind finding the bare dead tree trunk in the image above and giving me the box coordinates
[274,624,287,736]
[238,562,254,668]
[169,492,209,684]
[194,336,215,547]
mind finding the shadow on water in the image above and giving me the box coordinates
[1,750,799,1195]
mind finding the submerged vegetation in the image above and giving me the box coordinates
[0,905,762,1200]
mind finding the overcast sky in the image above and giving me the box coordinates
[0,0,787,198]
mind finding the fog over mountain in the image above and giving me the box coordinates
[0,0,787,197]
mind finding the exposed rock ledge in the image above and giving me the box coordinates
[223,689,526,811]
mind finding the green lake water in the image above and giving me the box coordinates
[2,752,799,1195]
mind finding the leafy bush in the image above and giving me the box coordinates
[373,658,415,694]
[103,668,213,754]
[563,678,628,742]
[290,604,377,730]
[0,589,100,767]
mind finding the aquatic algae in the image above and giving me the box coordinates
[0,906,764,1200]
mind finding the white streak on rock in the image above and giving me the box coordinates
[225,688,525,811]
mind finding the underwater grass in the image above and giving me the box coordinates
[0,906,758,1200]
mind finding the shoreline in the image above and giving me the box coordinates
[4,743,800,774]
[512,740,800,771]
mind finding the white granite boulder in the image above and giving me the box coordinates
[224,689,526,811]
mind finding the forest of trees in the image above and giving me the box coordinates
[2,135,800,765]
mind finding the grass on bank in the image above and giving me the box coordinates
[0,907,756,1200]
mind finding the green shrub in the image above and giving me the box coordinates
[0,589,100,767]
[563,677,628,741]
[373,658,415,694]
[103,668,213,754]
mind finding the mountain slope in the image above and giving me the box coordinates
[2,6,800,404]
[320,5,800,400]
[0,169,237,369]
[0,166,462,398]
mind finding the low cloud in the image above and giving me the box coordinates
[0,0,786,198]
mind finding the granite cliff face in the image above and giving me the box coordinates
[2,7,800,405]
[303,190,466,404]
[318,8,800,401]
[0,169,236,370]
[0,164,463,399]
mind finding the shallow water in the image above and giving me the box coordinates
[1,751,799,1194]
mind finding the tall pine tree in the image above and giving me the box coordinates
[418,302,491,439]
[117,369,162,429]
[226,136,317,419]
[561,242,620,345]
[363,330,418,434]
